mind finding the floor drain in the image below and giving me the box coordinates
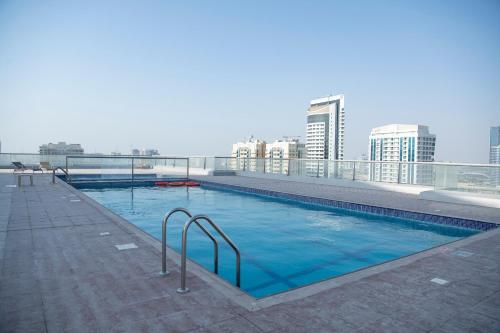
[431,278,449,285]
[5,185,17,188]
[115,243,138,250]
[453,250,473,257]
[100,232,111,236]
[70,199,81,202]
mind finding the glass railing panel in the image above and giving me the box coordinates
[136,157,188,178]
[3,153,498,195]
[0,153,41,169]
[66,156,133,181]
[434,164,500,195]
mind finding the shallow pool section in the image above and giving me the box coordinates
[80,185,478,298]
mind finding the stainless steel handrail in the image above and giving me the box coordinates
[52,167,70,184]
[177,214,241,294]
[161,208,219,276]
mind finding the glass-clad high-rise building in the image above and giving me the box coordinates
[368,124,436,184]
[490,126,500,187]
[490,126,500,164]
[306,95,345,161]
[305,95,345,176]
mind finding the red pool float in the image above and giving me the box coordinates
[154,181,200,187]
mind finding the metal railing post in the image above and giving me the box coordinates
[352,162,356,181]
[397,162,401,184]
[131,157,135,185]
[379,162,382,182]
[186,158,190,180]
[203,157,207,170]
[316,161,320,178]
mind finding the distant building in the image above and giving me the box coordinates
[306,95,345,161]
[111,152,122,156]
[141,149,160,156]
[490,126,500,186]
[39,142,84,155]
[231,136,266,159]
[358,153,368,161]
[306,95,345,176]
[368,124,436,184]
[131,148,159,156]
[265,138,305,174]
[231,136,266,171]
[490,126,500,164]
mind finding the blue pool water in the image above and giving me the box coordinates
[80,185,478,298]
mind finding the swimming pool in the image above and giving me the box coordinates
[80,184,479,298]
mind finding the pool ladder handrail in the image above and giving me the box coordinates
[177,214,241,293]
[52,167,70,184]
[161,208,219,276]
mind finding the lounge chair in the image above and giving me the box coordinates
[12,162,27,173]
[40,161,53,171]
[11,162,43,173]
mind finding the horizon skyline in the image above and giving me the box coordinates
[1,1,499,163]
[0,104,499,163]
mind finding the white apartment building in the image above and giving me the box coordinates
[265,138,305,174]
[39,142,84,155]
[231,136,266,171]
[368,124,436,184]
[306,94,345,176]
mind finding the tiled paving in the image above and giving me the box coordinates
[1,174,500,332]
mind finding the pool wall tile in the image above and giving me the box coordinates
[199,181,497,232]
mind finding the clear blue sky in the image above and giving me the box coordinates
[0,0,499,162]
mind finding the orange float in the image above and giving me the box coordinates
[154,181,200,187]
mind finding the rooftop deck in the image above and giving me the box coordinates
[1,174,499,332]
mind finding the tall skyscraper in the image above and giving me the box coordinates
[306,95,345,161]
[368,124,436,184]
[490,126,500,164]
